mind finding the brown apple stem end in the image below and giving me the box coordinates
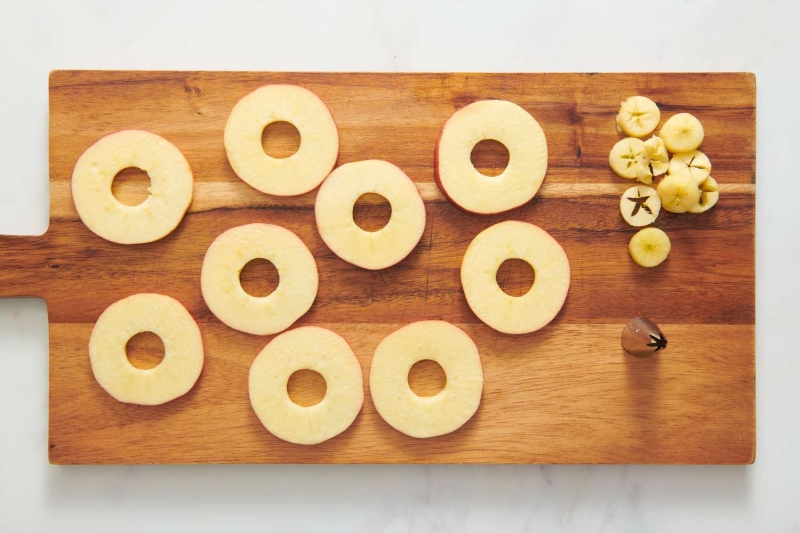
[621,317,667,357]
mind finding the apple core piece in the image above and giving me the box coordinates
[668,150,712,185]
[315,160,426,270]
[616,96,661,138]
[224,85,339,196]
[688,176,719,214]
[369,321,483,438]
[71,130,194,244]
[659,113,704,153]
[657,173,701,213]
[628,227,671,268]
[620,185,661,227]
[461,221,570,334]
[249,326,364,445]
[89,293,204,405]
[201,223,318,335]
[609,137,652,183]
[644,136,669,176]
[435,100,548,214]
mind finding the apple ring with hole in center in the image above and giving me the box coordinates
[435,99,548,214]
[224,85,339,196]
[369,321,483,438]
[201,223,318,335]
[461,221,570,334]
[89,293,204,405]
[315,160,426,270]
[71,130,194,244]
[249,326,364,445]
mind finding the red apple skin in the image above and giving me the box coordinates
[433,125,461,209]
[433,106,540,216]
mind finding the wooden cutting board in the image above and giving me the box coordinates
[0,71,755,464]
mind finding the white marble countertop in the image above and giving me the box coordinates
[1,0,798,531]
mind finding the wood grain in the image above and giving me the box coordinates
[0,71,755,464]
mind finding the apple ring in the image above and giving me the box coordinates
[369,321,483,438]
[224,85,339,196]
[249,326,364,445]
[315,160,426,270]
[89,293,204,405]
[71,130,194,244]
[201,223,318,335]
[435,100,548,214]
[461,221,570,334]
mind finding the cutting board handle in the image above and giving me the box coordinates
[0,233,52,298]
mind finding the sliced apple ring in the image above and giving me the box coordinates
[201,223,318,335]
[369,321,483,438]
[461,221,570,335]
[224,85,339,196]
[71,130,193,244]
[315,160,426,270]
[435,100,548,214]
[89,293,204,405]
[249,326,363,445]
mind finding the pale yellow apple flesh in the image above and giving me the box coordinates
[201,223,318,335]
[461,221,570,334]
[369,321,483,438]
[688,176,720,213]
[628,227,671,268]
[249,326,363,445]
[608,137,652,183]
[224,84,339,196]
[644,136,669,176]
[89,293,204,405]
[620,185,661,227]
[71,130,193,244]
[616,96,661,138]
[435,100,547,214]
[668,150,712,184]
[657,173,701,213]
[659,113,704,153]
[315,160,426,270]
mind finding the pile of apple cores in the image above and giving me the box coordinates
[71,85,568,447]
[610,96,720,268]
